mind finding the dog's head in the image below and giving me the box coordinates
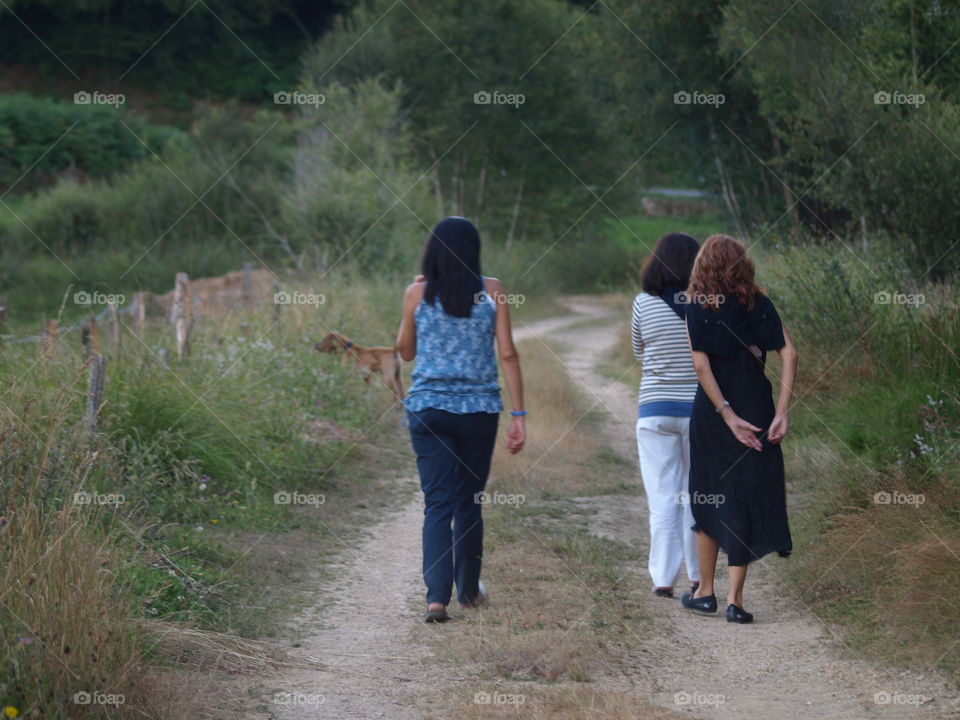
[315,332,353,353]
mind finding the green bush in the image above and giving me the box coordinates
[0,93,185,191]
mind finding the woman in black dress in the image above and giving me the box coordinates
[680,235,798,624]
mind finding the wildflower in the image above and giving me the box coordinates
[4,706,19,718]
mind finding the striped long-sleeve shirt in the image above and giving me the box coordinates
[631,293,698,417]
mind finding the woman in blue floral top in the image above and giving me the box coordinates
[397,217,526,623]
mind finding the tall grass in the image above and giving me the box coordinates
[762,243,959,683]
[0,267,409,716]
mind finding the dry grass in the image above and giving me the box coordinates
[456,685,689,719]
[491,340,629,497]
[788,444,960,683]
[430,331,651,712]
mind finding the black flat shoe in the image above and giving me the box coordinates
[726,604,754,624]
[653,587,674,598]
[681,592,717,614]
[424,607,449,623]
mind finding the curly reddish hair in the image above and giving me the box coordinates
[687,234,761,310]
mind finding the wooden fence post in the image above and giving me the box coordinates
[172,272,193,360]
[106,299,120,354]
[82,316,100,357]
[84,354,107,438]
[38,318,58,358]
[242,261,253,309]
[133,291,146,340]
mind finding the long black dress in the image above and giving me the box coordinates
[686,292,792,566]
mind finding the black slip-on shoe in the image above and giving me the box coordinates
[681,592,717,614]
[653,587,674,598]
[424,607,449,623]
[726,604,754,624]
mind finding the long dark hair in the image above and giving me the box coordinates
[421,216,484,318]
[640,232,700,294]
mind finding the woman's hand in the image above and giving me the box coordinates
[414,274,425,283]
[767,413,789,444]
[507,416,525,454]
[721,409,763,451]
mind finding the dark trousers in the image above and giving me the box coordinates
[407,408,499,605]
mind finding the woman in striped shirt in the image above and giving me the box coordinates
[631,232,701,598]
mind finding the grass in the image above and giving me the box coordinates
[0,267,416,718]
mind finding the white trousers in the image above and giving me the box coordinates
[636,415,700,587]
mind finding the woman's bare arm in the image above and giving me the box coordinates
[768,324,798,444]
[486,277,525,454]
[688,329,763,452]
[396,281,425,362]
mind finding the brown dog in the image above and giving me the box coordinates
[315,332,405,401]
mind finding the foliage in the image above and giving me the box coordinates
[0,92,184,191]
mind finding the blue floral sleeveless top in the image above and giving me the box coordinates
[403,284,503,415]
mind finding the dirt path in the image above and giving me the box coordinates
[236,297,957,719]
[521,296,958,720]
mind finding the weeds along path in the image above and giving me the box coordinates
[527,296,956,720]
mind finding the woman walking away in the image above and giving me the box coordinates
[632,232,702,599]
[681,234,798,624]
[397,217,526,624]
